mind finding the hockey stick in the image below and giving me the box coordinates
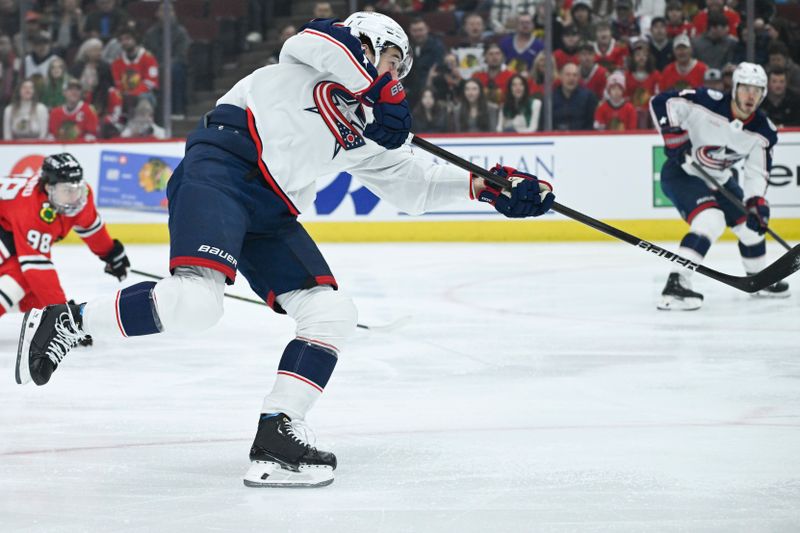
[689,161,792,251]
[410,135,800,293]
[129,268,407,331]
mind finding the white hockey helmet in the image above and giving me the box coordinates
[732,62,767,105]
[343,11,412,79]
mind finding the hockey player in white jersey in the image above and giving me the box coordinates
[650,62,789,310]
[14,12,554,487]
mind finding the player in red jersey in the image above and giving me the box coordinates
[659,34,708,91]
[0,153,129,321]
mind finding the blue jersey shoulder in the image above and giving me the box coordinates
[299,18,378,79]
[744,110,778,147]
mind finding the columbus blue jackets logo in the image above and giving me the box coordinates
[695,145,745,170]
[306,81,367,158]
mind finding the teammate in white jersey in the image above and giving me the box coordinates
[14,12,554,487]
[650,62,789,310]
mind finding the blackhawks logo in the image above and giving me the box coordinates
[40,203,57,223]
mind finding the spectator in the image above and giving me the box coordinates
[428,52,464,104]
[691,12,735,69]
[648,16,673,70]
[611,0,641,42]
[593,21,629,70]
[48,79,98,140]
[570,0,596,42]
[664,0,691,38]
[143,2,191,118]
[457,12,491,48]
[84,0,128,43]
[412,88,449,133]
[578,41,608,100]
[625,38,660,128]
[0,0,19,39]
[767,42,800,91]
[692,0,739,39]
[553,25,580,70]
[489,0,532,33]
[761,69,800,127]
[731,22,770,66]
[404,18,445,109]
[268,24,297,64]
[498,12,543,74]
[120,98,165,139]
[70,37,114,110]
[50,0,85,59]
[659,34,707,90]
[472,43,514,105]
[111,23,159,113]
[0,33,19,113]
[634,0,667,33]
[3,79,49,140]
[40,56,73,108]
[702,68,724,92]
[24,31,61,85]
[449,78,498,132]
[312,1,335,19]
[533,1,564,46]
[721,63,735,92]
[529,51,557,99]
[594,71,636,130]
[551,62,597,131]
[498,73,541,132]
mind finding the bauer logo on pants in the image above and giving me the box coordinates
[198,245,238,268]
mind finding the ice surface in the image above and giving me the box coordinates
[1,242,799,533]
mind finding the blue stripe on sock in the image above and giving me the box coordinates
[738,240,766,258]
[680,232,711,257]
[277,339,338,390]
[118,281,161,336]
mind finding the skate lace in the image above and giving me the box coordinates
[285,419,317,449]
[47,310,83,366]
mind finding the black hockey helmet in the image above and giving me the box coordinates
[40,153,88,216]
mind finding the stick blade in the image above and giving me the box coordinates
[742,244,800,293]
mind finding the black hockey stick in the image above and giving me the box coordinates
[689,161,792,251]
[129,268,407,331]
[410,135,800,293]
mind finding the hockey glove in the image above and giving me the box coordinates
[660,125,691,159]
[745,196,770,235]
[477,165,555,218]
[100,239,130,281]
[361,73,411,150]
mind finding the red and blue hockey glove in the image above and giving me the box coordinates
[745,196,770,235]
[100,239,130,281]
[660,124,691,159]
[361,72,411,150]
[477,165,555,218]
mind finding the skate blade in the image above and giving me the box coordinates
[657,296,702,311]
[751,290,791,299]
[243,461,334,488]
[15,309,42,385]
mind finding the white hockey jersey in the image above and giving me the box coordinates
[650,87,778,200]
[216,19,470,216]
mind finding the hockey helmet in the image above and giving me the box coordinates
[40,153,88,216]
[343,11,412,79]
[732,62,767,105]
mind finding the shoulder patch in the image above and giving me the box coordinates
[707,89,723,101]
[40,202,57,224]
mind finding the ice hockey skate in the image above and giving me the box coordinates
[657,273,704,311]
[751,279,790,298]
[243,413,336,488]
[16,302,84,385]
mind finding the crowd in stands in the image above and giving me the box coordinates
[1,0,186,140]
[364,0,800,132]
[1,0,798,141]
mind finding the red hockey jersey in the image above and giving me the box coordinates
[582,64,609,100]
[0,176,114,306]
[48,101,99,140]
[594,100,637,131]
[111,47,160,97]
[660,60,708,91]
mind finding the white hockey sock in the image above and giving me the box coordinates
[671,246,705,277]
[261,372,321,421]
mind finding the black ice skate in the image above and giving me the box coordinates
[657,273,704,311]
[16,303,84,386]
[243,413,336,488]
[750,277,790,299]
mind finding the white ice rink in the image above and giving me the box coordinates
[1,241,799,533]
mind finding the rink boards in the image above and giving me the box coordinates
[1,130,798,242]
